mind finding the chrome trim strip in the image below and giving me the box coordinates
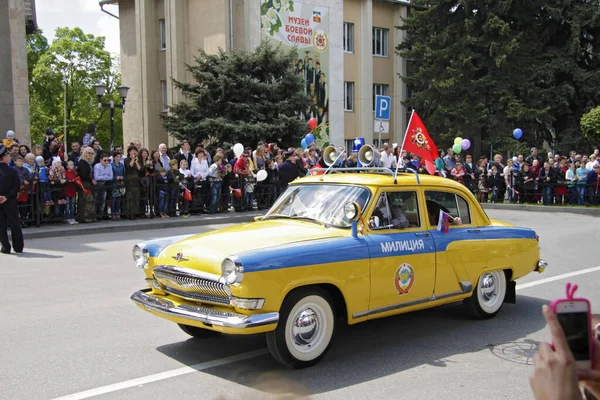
[153,265,231,305]
[153,265,223,282]
[352,284,472,319]
[131,290,279,329]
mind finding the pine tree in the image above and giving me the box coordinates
[163,41,310,147]
[398,0,600,156]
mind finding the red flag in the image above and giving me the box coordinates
[401,111,439,175]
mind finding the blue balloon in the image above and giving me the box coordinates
[305,133,315,145]
[301,138,308,149]
[513,128,523,140]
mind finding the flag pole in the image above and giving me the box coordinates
[394,109,415,183]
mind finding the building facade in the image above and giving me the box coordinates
[107,0,409,151]
[0,0,36,146]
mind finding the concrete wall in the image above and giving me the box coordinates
[0,0,31,146]
[343,0,360,140]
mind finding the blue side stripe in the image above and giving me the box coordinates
[235,226,536,272]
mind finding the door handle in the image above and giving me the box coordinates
[414,232,430,237]
[467,228,481,233]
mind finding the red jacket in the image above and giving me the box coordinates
[65,170,78,197]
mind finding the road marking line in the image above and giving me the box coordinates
[50,348,268,400]
[516,266,600,291]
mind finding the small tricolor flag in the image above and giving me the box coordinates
[437,210,450,233]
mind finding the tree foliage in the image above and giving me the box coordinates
[163,41,310,147]
[581,106,600,142]
[27,28,122,147]
[398,0,600,156]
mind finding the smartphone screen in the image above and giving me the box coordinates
[557,312,591,360]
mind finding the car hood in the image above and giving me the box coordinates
[153,220,346,275]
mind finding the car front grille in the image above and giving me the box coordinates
[153,265,231,305]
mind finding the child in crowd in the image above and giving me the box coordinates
[24,153,36,173]
[15,156,32,226]
[110,152,125,221]
[179,159,193,218]
[49,159,67,217]
[36,155,52,206]
[451,162,465,183]
[221,163,235,212]
[168,159,180,216]
[32,144,43,158]
[155,167,171,218]
[64,161,78,224]
[488,164,505,203]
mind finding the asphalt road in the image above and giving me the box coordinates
[1,210,599,400]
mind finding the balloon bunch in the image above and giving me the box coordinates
[451,137,471,154]
[300,117,318,149]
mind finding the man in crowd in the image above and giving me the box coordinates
[380,143,397,169]
[526,147,544,166]
[174,140,193,166]
[0,145,24,254]
[68,141,81,164]
[443,148,455,172]
[92,140,103,164]
[158,143,170,171]
[278,150,302,192]
[8,144,19,167]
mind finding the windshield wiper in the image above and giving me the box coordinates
[263,215,328,227]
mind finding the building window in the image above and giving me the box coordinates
[343,22,354,53]
[373,27,389,57]
[344,81,354,112]
[159,19,166,50]
[161,80,168,112]
[373,84,390,111]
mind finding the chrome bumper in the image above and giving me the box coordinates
[131,290,279,329]
[535,259,547,273]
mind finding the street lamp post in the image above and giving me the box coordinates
[94,84,129,152]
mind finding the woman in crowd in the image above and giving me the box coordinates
[123,145,144,219]
[554,157,568,205]
[518,162,537,203]
[575,161,588,206]
[588,164,600,205]
[476,159,489,203]
[150,150,162,173]
[111,151,126,220]
[253,145,266,172]
[503,159,514,202]
[19,145,30,158]
[191,148,209,212]
[306,148,318,169]
[207,155,226,213]
[565,162,578,205]
[76,147,96,223]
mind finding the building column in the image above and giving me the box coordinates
[165,0,187,148]
[0,0,30,145]
[358,0,373,145]
[243,0,260,50]
[327,0,344,147]
[393,5,408,145]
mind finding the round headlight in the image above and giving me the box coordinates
[221,257,244,284]
[343,202,360,221]
[132,245,149,269]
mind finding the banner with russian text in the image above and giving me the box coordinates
[260,0,330,147]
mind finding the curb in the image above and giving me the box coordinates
[15,212,264,240]
[482,203,600,217]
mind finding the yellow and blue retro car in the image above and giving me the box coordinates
[131,166,547,369]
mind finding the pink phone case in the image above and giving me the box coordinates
[549,283,595,368]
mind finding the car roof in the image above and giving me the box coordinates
[296,172,468,190]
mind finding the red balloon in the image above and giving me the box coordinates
[308,118,317,131]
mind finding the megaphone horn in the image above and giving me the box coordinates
[358,144,380,167]
[323,145,341,167]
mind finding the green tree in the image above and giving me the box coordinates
[580,106,600,143]
[27,27,122,148]
[398,0,600,157]
[163,41,310,147]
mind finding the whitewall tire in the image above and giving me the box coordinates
[266,288,336,369]
[466,270,507,319]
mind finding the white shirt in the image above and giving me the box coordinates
[380,151,397,169]
[179,168,192,179]
[586,160,598,171]
[190,157,209,180]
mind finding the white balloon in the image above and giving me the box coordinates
[256,169,268,182]
[233,143,244,158]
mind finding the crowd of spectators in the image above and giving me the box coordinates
[4,123,599,228]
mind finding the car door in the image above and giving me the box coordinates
[364,189,436,317]
[423,190,485,297]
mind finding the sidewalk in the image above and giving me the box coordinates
[482,203,600,217]
[14,211,263,240]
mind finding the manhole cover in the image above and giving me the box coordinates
[490,341,539,365]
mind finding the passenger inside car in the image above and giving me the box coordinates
[426,199,462,226]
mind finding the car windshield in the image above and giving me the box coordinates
[265,184,371,227]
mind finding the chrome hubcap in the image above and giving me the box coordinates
[292,308,319,347]
[480,274,497,302]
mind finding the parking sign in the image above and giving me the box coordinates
[375,95,391,120]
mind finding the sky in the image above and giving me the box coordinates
[36,0,121,56]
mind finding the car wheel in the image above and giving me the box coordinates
[466,270,507,319]
[178,323,220,338]
[266,288,335,369]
